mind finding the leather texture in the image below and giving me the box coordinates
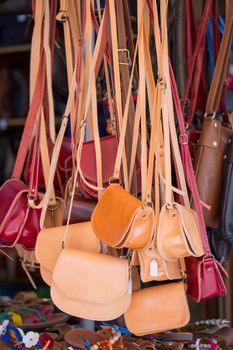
[0,179,41,249]
[186,255,228,302]
[91,184,154,249]
[219,135,233,261]
[78,135,118,198]
[62,195,97,225]
[124,281,190,336]
[35,221,101,286]
[137,244,183,282]
[51,249,131,320]
[194,118,233,228]
[157,203,204,262]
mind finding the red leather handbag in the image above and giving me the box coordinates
[78,135,118,198]
[0,49,45,250]
[170,64,228,302]
[0,179,41,250]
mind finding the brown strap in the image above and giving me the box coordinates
[206,0,233,113]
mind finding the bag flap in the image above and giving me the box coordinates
[174,203,204,256]
[124,282,190,335]
[35,222,101,272]
[198,119,232,148]
[80,136,118,183]
[53,249,130,304]
[91,185,141,246]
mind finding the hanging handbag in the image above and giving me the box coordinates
[91,2,154,251]
[62,194,97,225]
[91,184,154,250]
[35,221,101,286]
[51,248,132,321]
[193,0,233,228]
[169,53,228,302]
[124,281,190,336]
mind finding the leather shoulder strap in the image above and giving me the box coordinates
[206,0,233,113]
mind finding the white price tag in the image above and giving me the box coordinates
[150,259,158,276]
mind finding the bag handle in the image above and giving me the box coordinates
[170,67,211,254]
[182,0,213,125]
[37,0,109,226]
[206,0,233,114]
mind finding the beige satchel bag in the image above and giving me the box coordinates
[35,222,101,286]
[51,249,132,320]
[124,281,190,336]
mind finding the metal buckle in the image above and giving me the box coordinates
[56,10,69,22]
[118,49,131,66]
[157,75,167,91]
[179,133,188,145]
[204,112,216,120]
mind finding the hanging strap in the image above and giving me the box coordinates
[182,0,213,124]
[206,0,233,114]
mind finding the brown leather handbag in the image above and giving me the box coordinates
[51,249,132,321]
[124,281,190,336]
[193,0,233,228]
[35,222,101,286]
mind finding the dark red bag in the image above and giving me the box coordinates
[186,255,228,302]
[78,135,118,198]
[0,179,41,250]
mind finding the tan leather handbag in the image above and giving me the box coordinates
[154,0,204,263]
[51,249,132,320]
[135,8,184,282]
[157,203,204,262]
[35,222,101,286]
[124,281,190,336]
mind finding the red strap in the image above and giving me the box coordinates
[185,0,198,79]
[182,0,213,124]
[169,62,211,254]
[12,52,45,179]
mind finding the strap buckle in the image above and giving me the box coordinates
[179,133,188,145]
[118,49,131,66]
[56,10,69,22]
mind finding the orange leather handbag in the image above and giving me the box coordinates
[124,281,190,336]
[91,184,154,249]
[35,222,101,286]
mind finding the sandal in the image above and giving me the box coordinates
[0,305,70,329]
[65,326,130,350]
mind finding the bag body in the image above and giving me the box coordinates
[62,195,97,225]
[0,179,41,249]
[194,117,233,228]
[186,254,228,302]
[157,203,204,262]
[124,281,190,336]
[51,249,131,320]
[35,221,101,286]
[78,135,118,198]
[91,184,154,249]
